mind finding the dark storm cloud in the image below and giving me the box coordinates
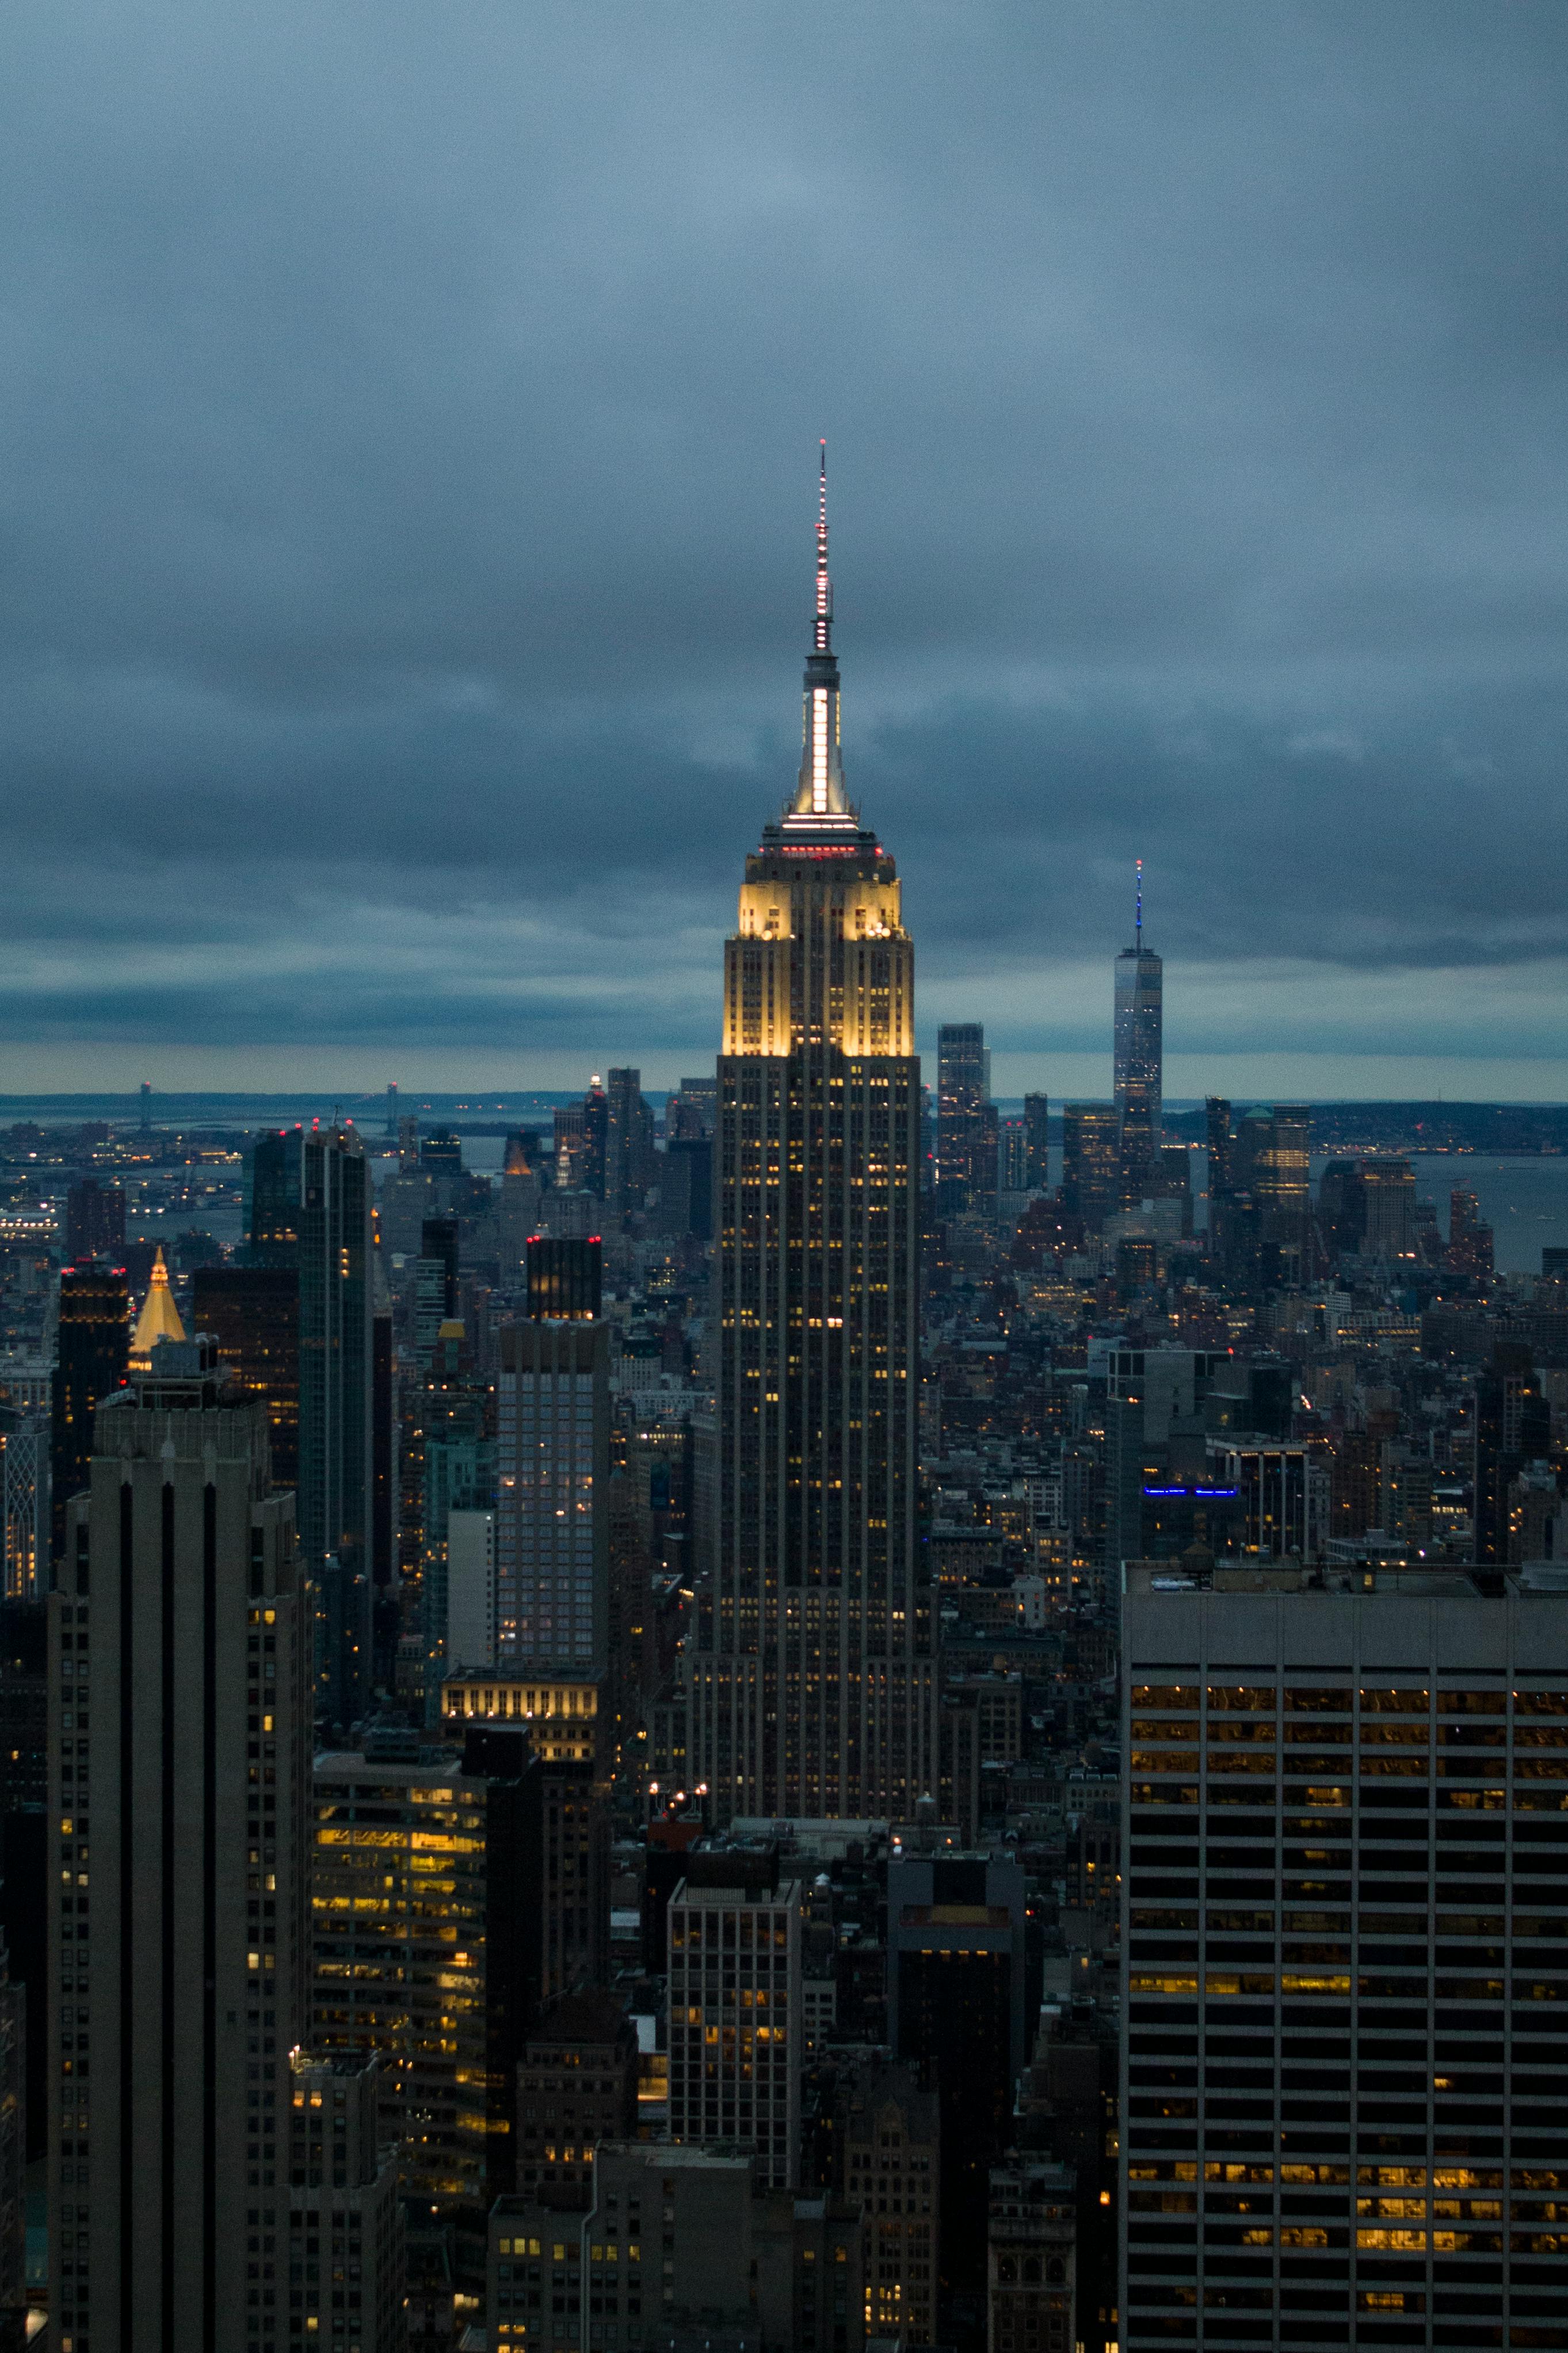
[6,1,1568,1078]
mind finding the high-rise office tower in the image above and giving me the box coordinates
[285,2051,403,2348]
[292,1125,373,1728]
[581,1076,609,1200]
[1061,1105,1120,1233]
[553,1100,589,1192]
[666,1075,718,1142]
[513,1988,639,2202]
[1,1410,47,1602]
[888,1854,1028,2310]
[193,1264,301,1490]
[526,1235,603,1324]
[659,1136,715,1239]
[418,1326,494,1714]
[49,1340,307,2353]
[666,1857,803,2188]
[998,1117,1032,1195]
[1449,1188,1495,1278]
[496,1307,610,1676]
[604,1068,654,1223]
[1233,1105,1311,1228]
[691,450,934,1821]
[64,1178,124,1266]
[1121,1564,1568,2353]
[844,2058,941,2344]
[49,1262,128,1562]
[1474,1343,1551,1566]
[384,1080,399,1140]
[247,1125,303,1266]
[1114,862,1163,1206]
[937,1022,995,1209]
[312,1719,592,2229]
[1023,1092,1050,1192]
[445,1508,497,1671]
[1206,1095,1234,1201]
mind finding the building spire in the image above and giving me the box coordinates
[789,439,851,821]
[1136,857,1143,953]
[815,439,833,653]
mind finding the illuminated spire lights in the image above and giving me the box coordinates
[815,439,832,653]
[788,439,854,827]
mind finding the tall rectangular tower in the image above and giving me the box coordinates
[49,1342,307,2353]
[692,451,935,1821]
[49,1262,128,1562]
[297,1124,373,1731]
[1113,863,1163,1206]
[1121,1564,1568,2353]
[241,1123,372,1728]
[496,1318,610,1676]
[937,1022,994,1207]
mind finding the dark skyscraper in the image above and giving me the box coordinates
[496,1316,609,1676]
[246,1126,302,1267]
[1205,1094,1234,1201]
[888,1855,1027,2310]
[1022,1091,1050,1191]
[936,1021,994,1208]
[64,1177,124,1265]
[298,1126,374,1728]
[48,1263,128,1561]
[692,451,934,1821]
[49,1343,307,2352]
[526,1235,603,1323]
[1113,861,1162,1205]
[604,1067,655,1222]
[192,1263,301,1490]
[1061,1103,1120,1232]
[242,1125,373,1724]
[1474,1343,1551,1564]
[1120,1571,1568,2353]
[579,1075,609,1198]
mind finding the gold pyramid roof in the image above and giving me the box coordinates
[128,1246,186,1368]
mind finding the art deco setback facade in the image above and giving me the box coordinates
[1120,1569,1568,2353]
[691,454,935,1822]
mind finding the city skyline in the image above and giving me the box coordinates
[7,9,1568,1099]
[13,16,1568,2353]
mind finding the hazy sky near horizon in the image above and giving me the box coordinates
[6,1,1568,1098]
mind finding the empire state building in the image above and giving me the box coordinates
[692,452,937,1822]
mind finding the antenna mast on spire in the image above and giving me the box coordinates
[1136,858,1143,952]
[815,439,832,653]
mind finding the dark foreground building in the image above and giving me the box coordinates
[1121,1563,1568,2352]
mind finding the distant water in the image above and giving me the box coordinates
[0,1090,590,1130]
[1392,1154,1568,1278]
[1051,1147,1568,1276]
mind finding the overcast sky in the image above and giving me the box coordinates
[6,1,1568,1098]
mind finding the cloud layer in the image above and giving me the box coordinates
[5,2,1568,1092]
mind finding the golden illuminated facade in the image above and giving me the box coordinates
[311,1752,495,2208]
[440,1673,601,1765]
[312,1720,606,2209]
[692,452,936,1822]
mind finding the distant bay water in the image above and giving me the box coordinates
[1339,1153,1568,1278]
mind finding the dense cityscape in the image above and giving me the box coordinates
[0,469,1563,2353]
